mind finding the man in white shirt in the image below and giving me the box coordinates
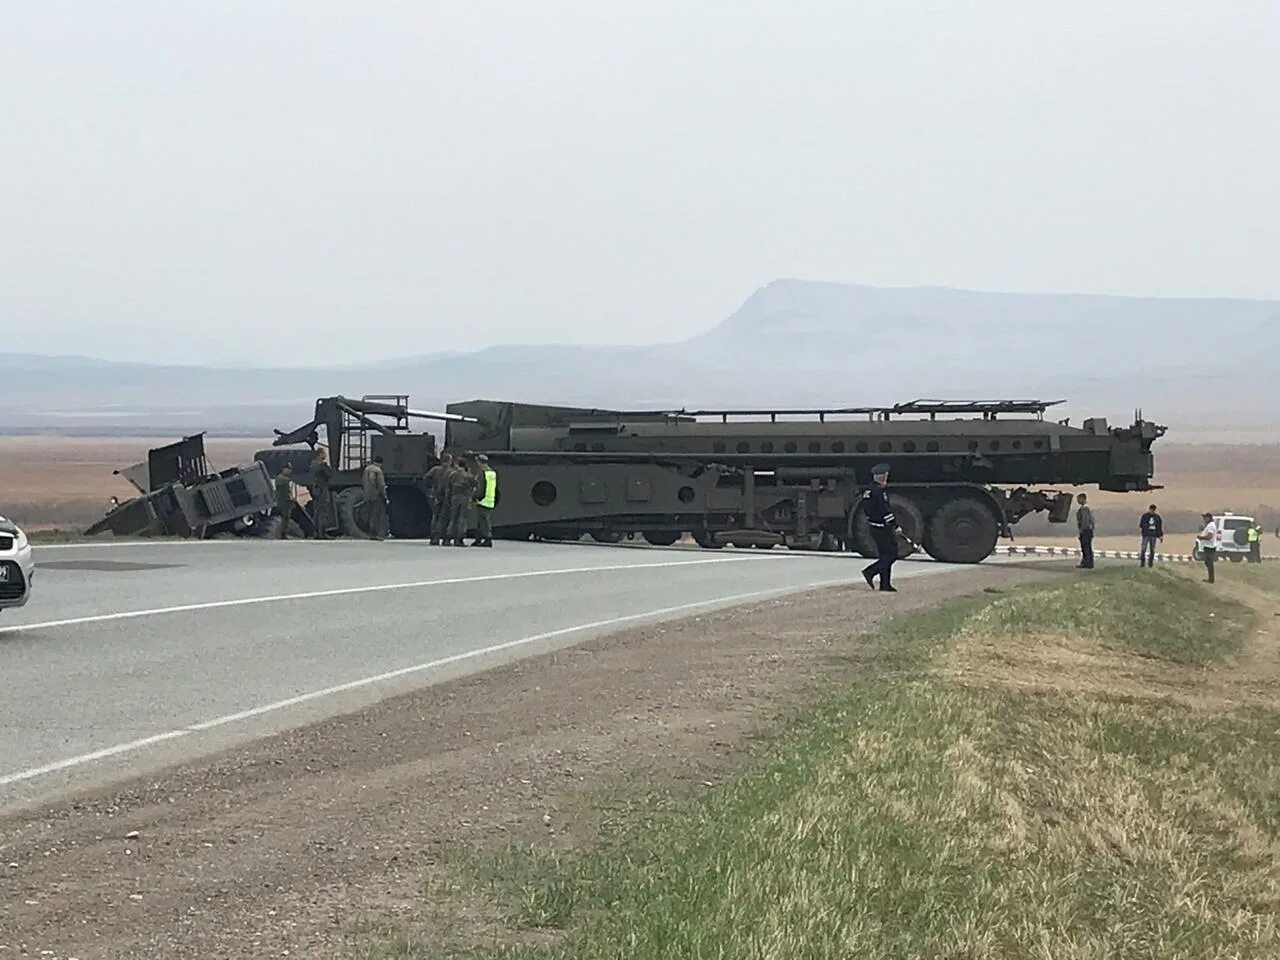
[1197,512,1218,583]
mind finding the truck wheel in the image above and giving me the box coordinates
[336,487,373,539]
[591,530,623,543]
[693,528,724,549]
[924,497,999,564]
[643,530,681,546]
[388,487,432,539]
[848,494,924,558]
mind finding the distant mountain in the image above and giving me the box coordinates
[3,281,1278,438]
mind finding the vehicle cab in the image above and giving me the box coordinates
[0,515,35,612]
[1193,512,1255,563]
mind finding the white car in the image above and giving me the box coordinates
[0,515,35,612]
[1192,513,1255,564]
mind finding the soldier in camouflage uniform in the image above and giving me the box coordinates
[446,456,477,546]
[274,463,295,539]
[309,448,336,539]
[424,451,453,546]
[363,455,388,541]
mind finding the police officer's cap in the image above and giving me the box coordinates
[871,463,890,475]
[476,454,489,463]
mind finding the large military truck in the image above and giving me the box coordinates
[441,398,1166,563]
[262,395,1165,563]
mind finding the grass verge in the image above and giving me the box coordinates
[356,567,1280,960]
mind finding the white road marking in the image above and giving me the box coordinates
[0,556,772,635]
[0,579,847,788]
[34,539,244,550]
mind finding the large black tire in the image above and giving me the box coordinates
[591,530,623,544]
[924,497,1000,564]
[335,487,373,539]
[643,530,682,547]
[693,528,724,549]
[388,487,432,539]
[849,494,924,558]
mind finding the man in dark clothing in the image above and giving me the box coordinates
[1076,493,1095,569]
[1139,503,1163,568]
[424,452,453,545]
[309,448,336,539]
[860,463,900,593]
[274,463,295,539]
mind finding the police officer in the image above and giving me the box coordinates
[861,463,900,592]
[424,451,453,545]
[1248,521,1262,563]
[472,454,498,547]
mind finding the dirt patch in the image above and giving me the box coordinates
[0,565,1051,959]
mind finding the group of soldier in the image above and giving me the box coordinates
[422,451,497,547]
[272,447,497,545]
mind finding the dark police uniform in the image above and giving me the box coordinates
[861,464,899,591]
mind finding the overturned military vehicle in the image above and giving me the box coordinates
[443,398,1166,563]
[86,434,276,538]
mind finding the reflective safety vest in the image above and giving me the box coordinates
[1248,526,1260,542]
[479,468,498,509]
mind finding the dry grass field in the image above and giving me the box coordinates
[1,436,1278,535]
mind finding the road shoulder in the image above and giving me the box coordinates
[0,564,1056,959]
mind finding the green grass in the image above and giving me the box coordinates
[356,568,1280,960]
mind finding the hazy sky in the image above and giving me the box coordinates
[4,1,1278,365]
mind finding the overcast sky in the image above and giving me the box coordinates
[3,1,1278,365]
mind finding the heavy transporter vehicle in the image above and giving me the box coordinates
[262,395,1165,563]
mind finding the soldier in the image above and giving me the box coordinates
[860,463,900,592]
[424,451,453,545]
[363,454,388,541]
[274,462,295,539]
[309,448,336,539]
[471,454,497,547]
[446,455,476,546]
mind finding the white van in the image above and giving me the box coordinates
[1192,513,1255,563]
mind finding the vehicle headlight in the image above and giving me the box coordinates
[15,527,28,549]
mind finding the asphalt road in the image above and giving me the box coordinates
[0,538,966,808]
